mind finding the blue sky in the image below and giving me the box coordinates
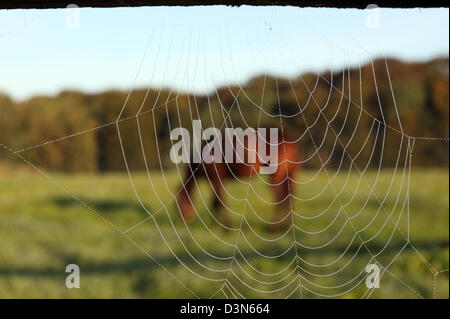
[0,6,448,101]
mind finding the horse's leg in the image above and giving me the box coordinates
[208,164,232,230]
[270,173,293,232]
[211,179,232,229]
[177,168,196,224]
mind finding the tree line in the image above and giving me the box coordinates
[0,57,448,172]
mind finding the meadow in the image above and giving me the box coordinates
[0,166,448,298]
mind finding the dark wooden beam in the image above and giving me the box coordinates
[0,1,448,10]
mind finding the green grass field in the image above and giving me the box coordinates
[0,168,448,298]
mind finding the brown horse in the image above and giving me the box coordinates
[176,134,300,232]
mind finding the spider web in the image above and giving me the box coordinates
[3,22,449,299]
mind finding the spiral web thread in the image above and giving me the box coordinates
[3,24,449,299]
